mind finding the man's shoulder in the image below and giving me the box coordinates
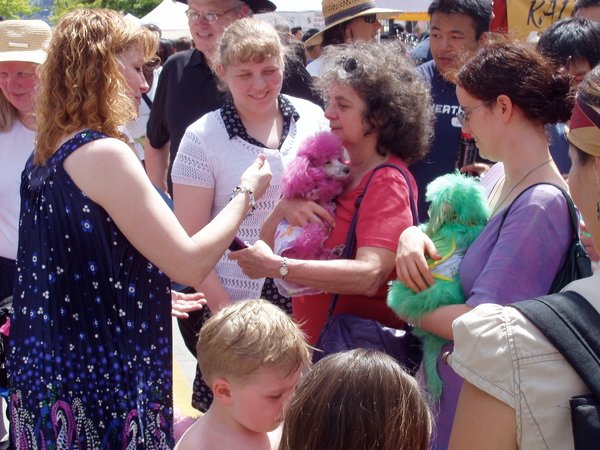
[415,60,436,80]
[162,49,208,74]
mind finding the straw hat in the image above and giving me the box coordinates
[305,0,402,47]
[175,0,276,14]
[0,20,52,65]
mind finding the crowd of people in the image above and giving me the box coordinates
[1,0,600,448]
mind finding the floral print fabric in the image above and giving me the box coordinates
[9,130,174,449]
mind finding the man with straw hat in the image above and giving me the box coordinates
[304,0,402,77]
[0,19,51,301]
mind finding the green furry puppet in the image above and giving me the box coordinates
[387,171,489,401]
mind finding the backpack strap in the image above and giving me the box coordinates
[327,163,418,316]
[496,182,580,242]
[510,291,600,399]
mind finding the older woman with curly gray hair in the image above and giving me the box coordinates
[231,40,433,346]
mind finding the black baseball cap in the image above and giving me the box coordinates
[175,0,277,13]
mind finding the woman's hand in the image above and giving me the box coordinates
[395,226,441,292]
[228,240,279,279]
[239,154,272,200]
[276,198,336,228]
[171,290,207,318]
[460,162,491,177]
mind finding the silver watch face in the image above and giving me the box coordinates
[279,266,289,277]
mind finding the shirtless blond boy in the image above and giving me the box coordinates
[175,299,310,450]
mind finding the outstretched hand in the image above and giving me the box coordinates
[171,290,207,318]
[395,226,441,292]
[229,240,278,279]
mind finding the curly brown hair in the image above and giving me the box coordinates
[34,8,157,165]
[316,41,433,164]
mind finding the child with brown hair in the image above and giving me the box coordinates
[175,299,311,450]
[279,348,432,450]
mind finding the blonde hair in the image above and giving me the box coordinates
[197,299,310,385]
[279,349,432,450]
[34,8,157,165]
[0,91,17,131]
[213,18,290,90]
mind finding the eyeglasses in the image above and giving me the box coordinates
[185,5,239,24]
[456,102,489,126]
[363,14,377,24]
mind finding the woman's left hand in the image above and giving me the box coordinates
[171,290,207,318]
[229,240,278,279]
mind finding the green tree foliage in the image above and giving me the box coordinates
[0,0,40,19]
[51,0,162,23]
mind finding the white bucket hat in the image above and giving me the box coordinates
[0,20,52,65]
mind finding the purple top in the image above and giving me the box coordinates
[431,165,572,450]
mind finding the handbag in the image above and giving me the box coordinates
[511,291,600,450]
[313,163,423,375]
[497,183,592,293]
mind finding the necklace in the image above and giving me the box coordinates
[490,158,552,216]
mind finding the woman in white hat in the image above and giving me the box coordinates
[305,0,401,77]
[0,19,51,300]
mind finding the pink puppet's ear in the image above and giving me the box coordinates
[281,156,315,199]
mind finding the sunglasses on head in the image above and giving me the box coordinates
[362,14,377,24]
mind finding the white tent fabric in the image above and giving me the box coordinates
[377,0,432,12]
[271,0,322,12]
[271,0,431,13]
[141,0,191,40]
[267,0,432,28]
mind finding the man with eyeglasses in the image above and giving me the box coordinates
[409,0,493,222]
[144,0,319,197]
[144,0,320,414]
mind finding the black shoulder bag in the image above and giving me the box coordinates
[497,183,592,293]
[312,163,423,375]
[511,291,600,450]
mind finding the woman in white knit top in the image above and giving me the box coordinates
[172,19,327,412]
[172,18,327,312]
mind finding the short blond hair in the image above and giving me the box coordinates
[197,300,310,385]
[213,17,291,92]
[34,8,158,165]
[0,91,17,132]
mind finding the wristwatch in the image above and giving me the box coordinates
[279,257,289,280]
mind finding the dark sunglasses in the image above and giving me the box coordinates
[363,14,377,24]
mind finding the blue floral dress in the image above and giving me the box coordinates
[8,130,174,449]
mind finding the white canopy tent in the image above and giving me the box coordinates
[141,0,191,40]
[268,0,432,26]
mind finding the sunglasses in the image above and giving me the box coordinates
[363,14,377,24]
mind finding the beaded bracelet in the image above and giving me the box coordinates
[230,185,256,215]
